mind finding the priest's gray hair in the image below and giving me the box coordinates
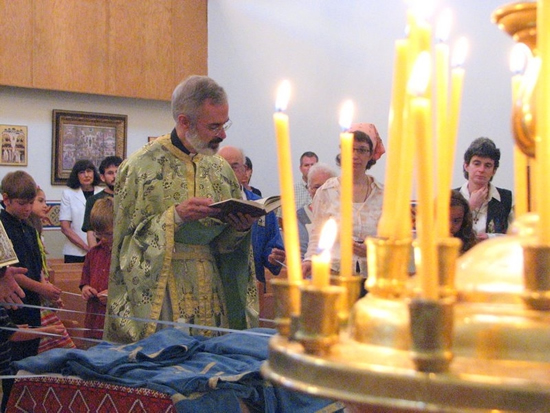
[171,75,228,123]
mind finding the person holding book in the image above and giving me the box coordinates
[104,76,256,344]
[218,146,285,287]
[302,123,385,279]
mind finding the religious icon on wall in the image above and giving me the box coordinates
[0,125,28,166]
[52,110,127,185]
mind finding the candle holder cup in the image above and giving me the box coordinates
[522,244,550,311]
[409,297,454,373]
[437,237,462,299]
[270,278,301,337]
[295,284,345,355]
[366,237,412,299]
[330,275,364,325]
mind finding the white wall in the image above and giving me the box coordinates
[208,0,517,196]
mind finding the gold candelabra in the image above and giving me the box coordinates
[262,3,550,411]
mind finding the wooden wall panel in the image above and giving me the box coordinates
[33,0,108,94]
[172,0,208,88]
[108,0,174,100]
[0,0,207,101]
[0,0,33,87]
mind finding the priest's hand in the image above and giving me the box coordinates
[175,197,219,223]
[225,212,256,232]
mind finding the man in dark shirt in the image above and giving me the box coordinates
[81,155,123,248]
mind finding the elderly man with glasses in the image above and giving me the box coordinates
[218,146,285,293]
[105,76,256,344]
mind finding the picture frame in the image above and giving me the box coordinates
[0,124,28,166]
[52,110,127,185]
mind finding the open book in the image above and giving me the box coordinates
[210,195,281,218]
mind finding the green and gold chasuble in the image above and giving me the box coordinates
[104,134,255,344]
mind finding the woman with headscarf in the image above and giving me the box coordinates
[302,123,385,279]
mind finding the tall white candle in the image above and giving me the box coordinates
[339,101,354,279]
[273,80,303,286]
[408,52,438,300]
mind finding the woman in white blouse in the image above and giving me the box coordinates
[302,123,385,279]
[59,160,102,263]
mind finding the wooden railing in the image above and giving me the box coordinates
[47,259,88,348]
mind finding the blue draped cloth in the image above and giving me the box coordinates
[12,328,342,413]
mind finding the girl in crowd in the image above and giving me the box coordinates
[450,190,477,254]
[59,160,102,263]
[28,186,75,352]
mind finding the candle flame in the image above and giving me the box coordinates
[407,51,431,96]
[510,43,532,75]
[318,217,338,251]
[339,100,355,131]
[275,80,291,112]
[435,9,452,43]
[451,37,468,68]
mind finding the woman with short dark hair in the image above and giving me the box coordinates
[59,160,102,263]
[458,137,514,241]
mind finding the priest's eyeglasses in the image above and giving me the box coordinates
[208,119,233,134]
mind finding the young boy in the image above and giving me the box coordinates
[80,197,113,342]
[0,172,61,341]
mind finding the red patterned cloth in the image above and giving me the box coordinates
[7,374,174,412]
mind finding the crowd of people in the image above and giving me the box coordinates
[0,75,515,410]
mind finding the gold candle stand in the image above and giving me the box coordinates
[295,284,345,355]
[365,237,412,298]
[409,297,454,373]
[522,244,550,311]
[270,278,301,337]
